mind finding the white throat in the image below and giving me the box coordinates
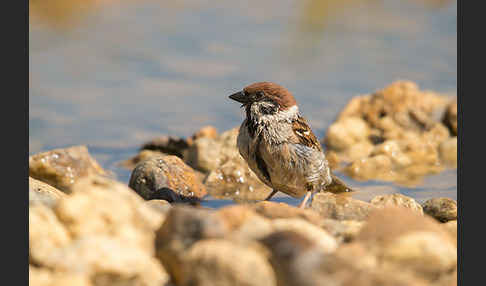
[250,104,299,125]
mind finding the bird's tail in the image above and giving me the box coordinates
[324,172,356,194]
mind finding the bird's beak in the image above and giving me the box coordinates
[228,90,248,104]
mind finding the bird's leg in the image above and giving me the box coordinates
[298,191,312,208]
[264,189,278,201]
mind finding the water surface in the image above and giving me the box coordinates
[29,0,457,207]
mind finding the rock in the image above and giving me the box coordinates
[188,127,272,201]
[251,201,323,226]
[370,140,412,167]
[29,176,66,207]
[439,137,457,166]
[191,125,218,141]
[356,207,456,282]
[185,137,223,172]
[423,197,457,222]
[345,155,395,182]
[118,149,166,170]
[271,218,337,253]
[29,266,91,286]
[144,199,171,215]
[29,204,71,266]
[442,101,457,136]
[128,155,207,202]
[155,205,228,284]
[54,176,164,254]
[29,176,169,286]
[218,205,274,241]
[321,219,365,243]
[181,239,277,286]
[324,117,370,152]
[205,157,272,201]
[217,204,262,231]
[345,141,375,161]
[141,135,190,158]
[323,81,456,185]
[42,236,169,286]
[370,193,423,214]
[29,145,106,194]
[260,231,326,286]
[381,231,457,280]
[310,192,376,221]
[442,220,457,245]
[185,127,240,172]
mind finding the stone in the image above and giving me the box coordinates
[29,204,71,266]
[355,207,456,282]
[42,236,169,286]
[260,231,326,286]
[118,149,166,170]
[442,220,457,245]
[191,125,218,141]
[140,135,190,159]
[54,176,164,254]
[320,219,365,243]
[155,205,228,284]
[29,145,106,194]
[381,231,457,280]
[439,137,457,166]
[181,239,277,286]
[29,176,169,286]
[345,141,375,161]
[216,204,274,241]
[310,192,376,221]
[323,81,456,185]
[29,266,91,286]
[205,157,272,201]
[423,197,458,222]
[442,101,457,136]
[344,155,395,182]
[128,155,206,202]
[29,176,66,207]
[370,193,423,214]
[144,199,171,215]
[371,140,412,167]
[324,117,370,152]
[185,127,240,172]
[251,201,323,226]
[271,218,337,253]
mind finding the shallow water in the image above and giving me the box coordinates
[29,0,457,207]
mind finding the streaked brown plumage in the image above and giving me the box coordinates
[229,82,352,208]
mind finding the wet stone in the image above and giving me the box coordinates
[29,176,66,207]
[310,192,376,221]
[181,239,277,286]
[370,193,423,215]
[29,145,106,194]
[251,201,323,226]
[323,81,456,185]
[355,207,456,283]
[442,101,457,136]
[155,205,228,285]
[140,135,190,159]
[260,231,325,286]
[128,155,206,202]
[422,197,457,222]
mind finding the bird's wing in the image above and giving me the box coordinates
[290,115,323,152]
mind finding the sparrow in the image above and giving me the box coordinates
[229,82,352,208]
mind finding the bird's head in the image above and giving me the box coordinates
[229,82,298,120]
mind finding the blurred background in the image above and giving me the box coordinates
[29,0,457,204]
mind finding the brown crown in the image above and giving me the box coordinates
[243,82,297,109]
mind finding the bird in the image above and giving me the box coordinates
[229,82,352,208]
